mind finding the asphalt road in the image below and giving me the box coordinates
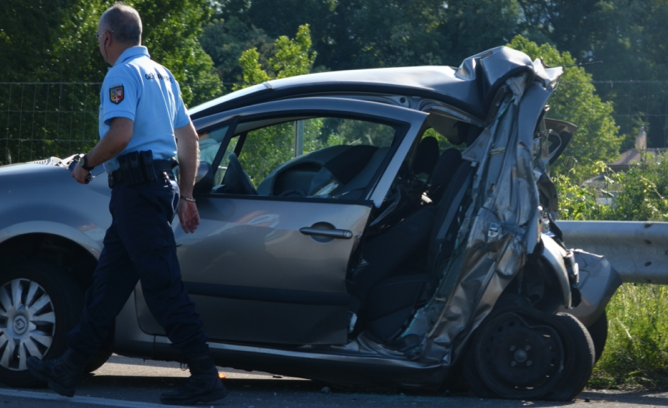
[0,355,666,408]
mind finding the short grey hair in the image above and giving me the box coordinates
[100,2,142,45]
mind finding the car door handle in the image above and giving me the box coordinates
[299,227,353,239]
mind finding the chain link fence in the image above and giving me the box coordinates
[2,81,667,165]
[0,83,103,165]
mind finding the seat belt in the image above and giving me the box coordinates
[430,163,476,269]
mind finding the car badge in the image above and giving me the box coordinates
[110,85,124,104]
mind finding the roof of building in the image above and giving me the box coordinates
[608,148,668,171]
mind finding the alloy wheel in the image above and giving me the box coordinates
[0,278,56,371]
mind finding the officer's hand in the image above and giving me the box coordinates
[72,165,91,184]
[178,200,200,233]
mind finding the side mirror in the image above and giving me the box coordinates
[544,119,577,165]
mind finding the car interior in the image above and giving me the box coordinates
[198,110,485,346]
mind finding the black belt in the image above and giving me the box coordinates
[109,159,174,188]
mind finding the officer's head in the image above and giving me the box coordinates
[97,3,142,64]
[99,3,142,47]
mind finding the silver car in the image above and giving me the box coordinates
[0,46,620,400]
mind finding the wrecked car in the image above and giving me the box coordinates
[0,46,620,400]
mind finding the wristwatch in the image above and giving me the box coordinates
[79,155,94,171]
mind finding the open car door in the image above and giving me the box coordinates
[135,97,429,345]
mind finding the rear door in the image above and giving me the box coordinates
[136,98,428,345]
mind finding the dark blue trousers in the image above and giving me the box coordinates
[67,173,208,357]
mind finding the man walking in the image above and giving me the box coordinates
[26,2,226,405]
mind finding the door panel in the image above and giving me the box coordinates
[134,97,429,345]
[137,198,371,344]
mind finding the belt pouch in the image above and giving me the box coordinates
[128,152,144,185]
[118,153,136,186]
[140,151,157,182]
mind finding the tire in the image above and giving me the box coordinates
[0,260,84,387]
[586,311,608,363]
[543,313,595,401]
[463,308,564,400]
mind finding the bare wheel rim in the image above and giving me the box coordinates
[475,311,564,399]
[0,278,56,371]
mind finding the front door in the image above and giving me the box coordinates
[136,97,428,345]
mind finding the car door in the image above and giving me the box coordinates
[135,97,429,345]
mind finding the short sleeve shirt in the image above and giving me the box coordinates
[99,46,190,172]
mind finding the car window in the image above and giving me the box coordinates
[212,116,397,198]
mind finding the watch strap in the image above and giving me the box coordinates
[80,155,94,171]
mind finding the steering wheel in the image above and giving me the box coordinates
[224,153,257,195]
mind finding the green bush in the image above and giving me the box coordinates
[555,154,668,388]
[590,284,668,389]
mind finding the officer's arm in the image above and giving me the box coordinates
[175,121,200,197]
[175,121,200,233]
[72,117,133,184]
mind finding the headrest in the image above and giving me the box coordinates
[431,148,462,187]
[412,137,439,176]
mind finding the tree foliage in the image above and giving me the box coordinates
[508,35,622,178]
[555,153,668,222]
[208,0,668,153]
[232,24,316,90]
[513,0,668,149]
[230,24,320,182]
[209,0,521,75]
[0,0,222,164]
[0,0,221,106]
[199,16,274,88]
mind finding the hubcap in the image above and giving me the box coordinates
[0,279,56,371]
[13,316,28,335]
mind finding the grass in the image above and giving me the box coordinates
[590,283,668,389]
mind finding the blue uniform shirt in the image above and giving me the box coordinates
[99,46,190,173]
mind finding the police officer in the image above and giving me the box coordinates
[26,3,226,405]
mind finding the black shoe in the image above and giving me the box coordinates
[160,355,228,405]
[26,349,90,397]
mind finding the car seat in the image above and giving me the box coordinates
[428,148,463,204]
[350,153,476,343]
[411,137,439,179]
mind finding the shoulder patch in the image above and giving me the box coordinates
[109,85,124,104]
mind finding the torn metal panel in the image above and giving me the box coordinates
[559,250,621,327]
[401,60,562,365]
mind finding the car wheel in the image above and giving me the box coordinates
[0,260,84,387]
[464,308,564,400]
[586,311,608,363]
[543,312,595,401]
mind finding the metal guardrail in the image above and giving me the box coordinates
[559,220,668,284]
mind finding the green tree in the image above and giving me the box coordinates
[0,0,79,82]
[233,24,316,90]
[0,0,222,164]
[437,0,520,64]
[508,35,622,179]
[0,0,221,105]
[513,1,668,149]
[555,153,668,222]
[232,24,320,182]
[199,16,274,88]
[213,0,522,71]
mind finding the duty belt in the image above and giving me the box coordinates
[108,159,174,188]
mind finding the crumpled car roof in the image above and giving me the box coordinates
[190,46,557,120]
